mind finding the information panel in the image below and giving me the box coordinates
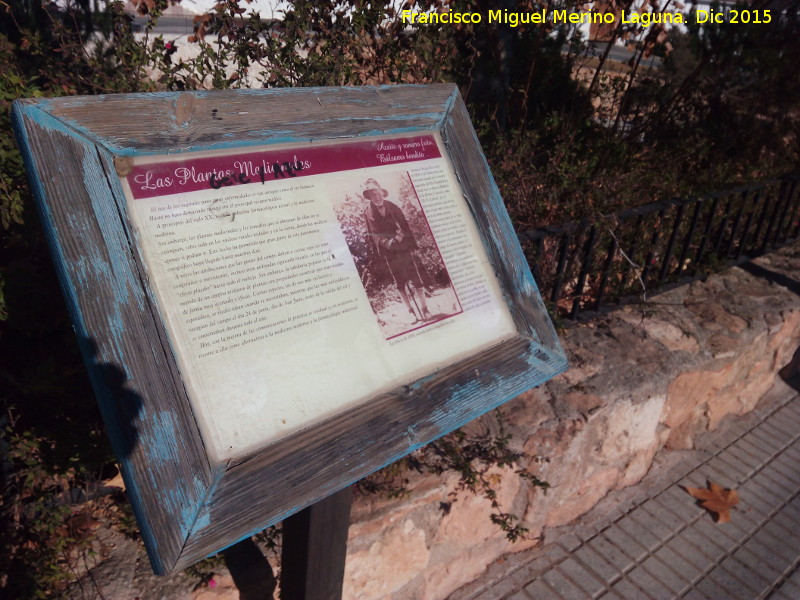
[123,133,516,459]
[14,85,567,573]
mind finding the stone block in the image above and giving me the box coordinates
[544,468,621,529]
[343,518,430,600]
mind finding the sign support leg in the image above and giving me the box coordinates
[281,486,353,600]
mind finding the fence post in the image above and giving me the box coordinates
[658,202,685,285]
[571,226,598,318]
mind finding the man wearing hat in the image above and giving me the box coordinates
[363,178,432,324]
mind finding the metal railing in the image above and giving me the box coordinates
[518,175,800,320]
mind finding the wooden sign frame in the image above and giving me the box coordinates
[13,84,567,574]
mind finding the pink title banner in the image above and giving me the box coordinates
[126,135,441,200]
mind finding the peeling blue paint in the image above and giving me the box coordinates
[146,411,181,464]
[179,475,212,536]
[191,507,212,532]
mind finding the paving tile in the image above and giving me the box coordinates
[602,526,650,563]
[521,578,555,600]
[734,483,777,521]
[731,543,784,582]
[702,561,763,598]
[663,534,717,577]
[783,578,800,596]
[573,524,601,544]
[695,462,740,491]
[660,459,696,484]
[746,427,786,455]
[623,562,677,599]
[656,486,704,522]
[637,501,685,535]
[782,441,800,460]
[541,568,587,600]
[602,576,657,600]
[636,553,688,595]
[738,550,785,589]
[723,447,768,478]
[678,525,728,562]
[784,563,800,582]
[692,567,748,600]
[539,542,569,564]
[593,505,629,526]
[707,453,751,485]
[707,424,746,449]
[748,527,800,564]
[472,577,519,600]
[720,444,763,476]
[737,473,785,516]
[756,420,795,446]
[680,587,713,600]
[732,502,767,527]
[767,501,800,534]
[680,469,711,489]
[593,506,632,529]
[572,545,622,585]
[652,544,704,584]
[780,452,800,476]
[556,557,608,598]
[760,408,799,433]
[770,468,800,496]
[764,512,800,552]
[552,532,583,553]
[716,553,773,596]
[717,419,751,440]
[590,534,638,573]
[721,511,760,540]
[455,398,800,600]
[508,564,547,589]
[749,465,798,499]
[735,437,774,464]
[629,504,679,544]
[779,496,800,524]
[760,413,800,440]
[691,509,745,549]
[520,546,568,579]
[761,517,800,554]
[616,513,663,553]
[593,588,625,600]
[764,454,800,487]
[710,555,769,596]
[780,402,800,422]
[771,586,800,600]
[773,571,800,598]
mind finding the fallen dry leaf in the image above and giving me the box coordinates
[684,481,739,523]
[102,471,126,492]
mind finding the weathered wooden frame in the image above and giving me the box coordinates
[13,84,567,574]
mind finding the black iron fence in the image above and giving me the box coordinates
[518,175,800,320]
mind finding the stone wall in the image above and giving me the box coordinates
[341,244,800,600]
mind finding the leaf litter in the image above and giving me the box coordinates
[684,481,740,523]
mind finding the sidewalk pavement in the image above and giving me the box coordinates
[450,386,800,600]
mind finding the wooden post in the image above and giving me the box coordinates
[281,486,353,600]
